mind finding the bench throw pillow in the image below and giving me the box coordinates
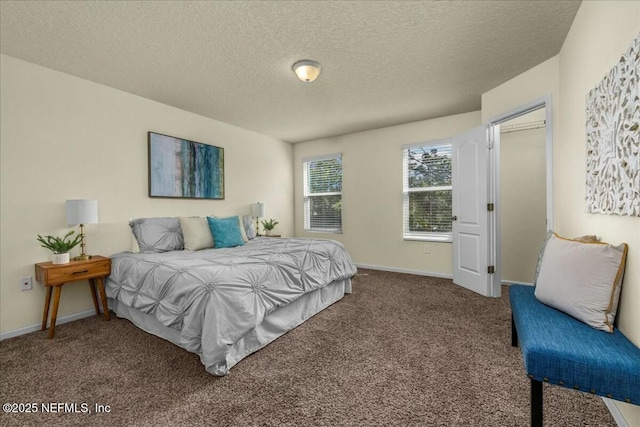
[533,232,600,286]
[534,233,628,332]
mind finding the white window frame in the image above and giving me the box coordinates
[403,140,453,242]
[303,153,343,233]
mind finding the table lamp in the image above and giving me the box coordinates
[66,199,98,260]
[251,202,265,235]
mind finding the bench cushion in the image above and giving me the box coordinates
[510,285,640,404]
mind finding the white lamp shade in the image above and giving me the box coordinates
[66,199,98,225]
[293,60,321,83]
[251,202,265,218]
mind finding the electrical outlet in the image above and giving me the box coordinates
[20,276,32,291]
[424,245,431,254]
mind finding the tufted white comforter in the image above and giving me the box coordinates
[105,237,356,374]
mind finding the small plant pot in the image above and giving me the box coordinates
[265,230,273,236]
[52,253,70,265]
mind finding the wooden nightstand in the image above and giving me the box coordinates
[35,256,111,338]
[263,234,281,238]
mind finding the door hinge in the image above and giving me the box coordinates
[488,266,495,274]
[487,130,494,149]
[487,203,494,212]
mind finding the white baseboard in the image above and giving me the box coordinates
[355,263,453,279]
[501,280,534,286]
[0,308,99,341]
[602,398,630,427]
[355,265,534,285]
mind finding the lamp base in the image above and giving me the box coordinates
[73,254,92,261]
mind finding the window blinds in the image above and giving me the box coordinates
[303,154,342,232]
[403,143,453,241]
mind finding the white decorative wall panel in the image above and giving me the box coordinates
[585,34,639,216]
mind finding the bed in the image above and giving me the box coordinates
[105,224,357,376]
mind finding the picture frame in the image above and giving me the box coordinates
[148,131,225,199]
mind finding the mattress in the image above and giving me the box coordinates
[105,237,356,375]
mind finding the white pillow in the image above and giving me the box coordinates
[236,216,249,242]
[242,214,257,240]
[534,233,628,332]
[178,217,214,251]
[130,232,141,253]
[129,217,184,253]
[533,232,600,285]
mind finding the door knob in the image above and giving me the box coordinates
[451,216,458,221]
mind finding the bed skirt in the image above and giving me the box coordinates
[107,277,352,375]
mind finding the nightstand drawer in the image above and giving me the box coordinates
[36,258,111,286]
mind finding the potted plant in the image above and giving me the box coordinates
[260,218,279,236]
[37,230,82,264]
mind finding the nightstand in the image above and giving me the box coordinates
[263,234,282,238]
[35,256,111,338]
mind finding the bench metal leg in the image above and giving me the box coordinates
[511,313,518,347]
[531,379,543,427]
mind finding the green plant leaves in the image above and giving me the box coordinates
[36,230,82,254]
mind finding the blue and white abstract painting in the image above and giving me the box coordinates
[148,132,224,199]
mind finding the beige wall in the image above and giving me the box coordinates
[557,3,640,422]
[500,111,547,284]
[556,1,640,342]
[0,55,294,334]
[293,112,481,276]
[482,56,559,123]
[486,1,640,422]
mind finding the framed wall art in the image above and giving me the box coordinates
[585,33,639,216]
[148,132,224,199]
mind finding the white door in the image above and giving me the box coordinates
[452,126,494,297]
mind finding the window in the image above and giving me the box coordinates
[303,154,342,233]
[403,142,452,241]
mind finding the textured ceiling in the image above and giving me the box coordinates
[0,1,581,143]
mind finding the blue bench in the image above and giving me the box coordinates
[509,285,640,426]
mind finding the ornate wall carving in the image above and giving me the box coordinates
[585,34,639,216]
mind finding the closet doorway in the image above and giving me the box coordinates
[498,108,548,284]
[452,95,553,297]
[488,95,554,291]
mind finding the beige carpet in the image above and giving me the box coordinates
[0,269,615,426]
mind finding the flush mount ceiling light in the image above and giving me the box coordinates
[293,60,321,83]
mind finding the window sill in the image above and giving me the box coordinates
[403,236,452,243]
[305,229,343,234]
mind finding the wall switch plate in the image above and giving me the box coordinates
[20,276,32,291]
[424,245,431,254]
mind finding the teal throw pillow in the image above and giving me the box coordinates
[207,216,245,249]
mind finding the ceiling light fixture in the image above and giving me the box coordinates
[293,60,321,83]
